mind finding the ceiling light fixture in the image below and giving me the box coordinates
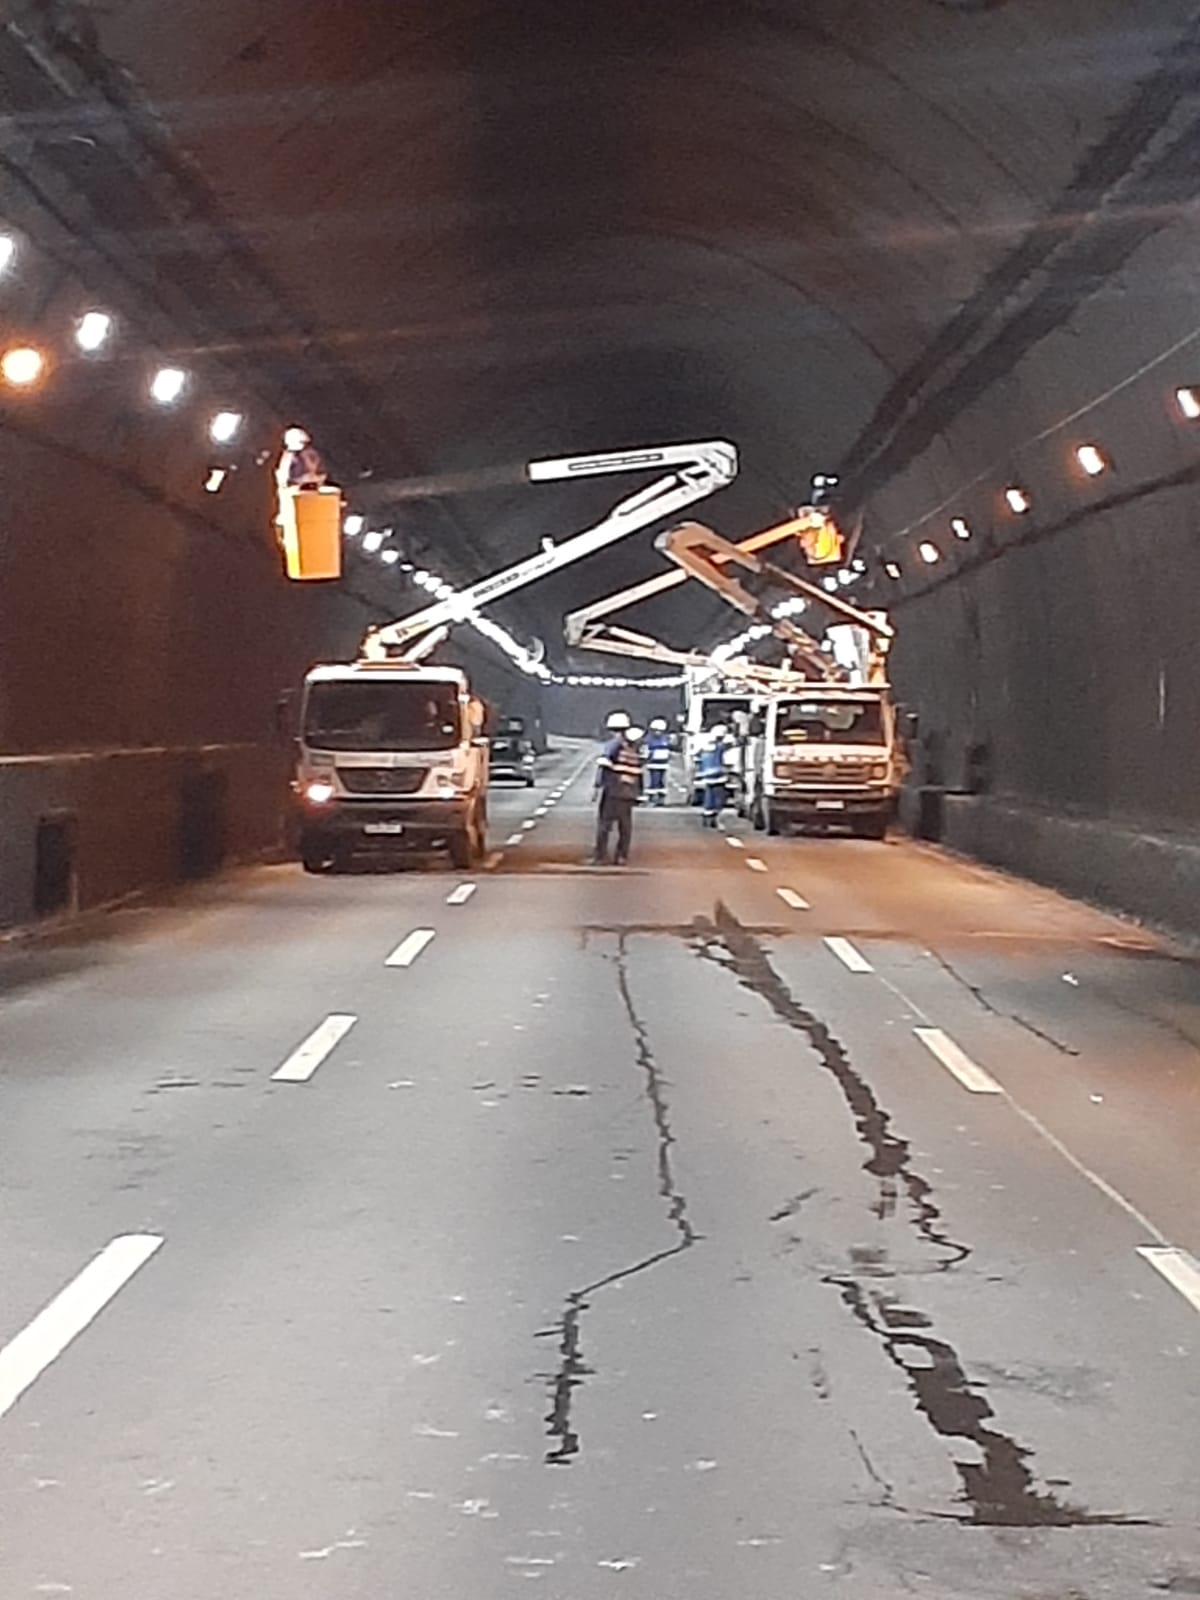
[209,410,243,445]
[150,366,187,405]
[343,514,364,537]
[950,517,971,540]
[1,345,45,387]
[75,311,113,353]
[1005,486,1031,515]
[1176,387,1200,420]
[918,542,941,565]
[0,233,16,276]
[1076,443,1107,477]
[204,468,227,493]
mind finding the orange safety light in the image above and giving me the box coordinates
[794,505,844,566]
[279,486,343,580]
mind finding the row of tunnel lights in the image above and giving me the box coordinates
[345,522,685,690]
[1,232,253,474]
[873,405,1200,582]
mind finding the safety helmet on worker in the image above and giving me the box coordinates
[283,426,311,451]
[649,717,668,732]
[605,711,631,731]
[625,725,646,743]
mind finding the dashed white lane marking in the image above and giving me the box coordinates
[745,858,769,873]
[726,836,744,849]
[521,819,537,831]
[505,833,524,846]
[446,883,477,906]
[0,1235,164,1422]
[272,1014,357,1083]
[824,936,874,973]
[1137,1247,1200,1315]
[913,1027,1003,1095]
[534,805,549,816]
[484,851,504,871]
[386,929,436,969]
[777,888,810,911]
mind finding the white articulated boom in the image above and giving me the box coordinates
[366,440,737,655]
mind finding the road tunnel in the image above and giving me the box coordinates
[3,5,1200,1594]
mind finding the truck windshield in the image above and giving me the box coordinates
[698,697,752,729]
[776,699,884,745]
[303,682,461,752]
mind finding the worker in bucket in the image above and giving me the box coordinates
[696,723,730,828]
[643,718,671,806]
[591,723,645,865]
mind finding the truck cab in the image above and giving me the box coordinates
[293,661,488,871]
[744,687,897,839]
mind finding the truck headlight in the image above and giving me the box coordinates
[870,764,888,781]
[305,780,335,805]
[431,767,464,797]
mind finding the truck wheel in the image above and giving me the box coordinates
[449,809,484,869]
[856,815,888,841]
[300,833,334,874]
[751,799,766,832]
[765,803,782,837]
[525,773,535,788]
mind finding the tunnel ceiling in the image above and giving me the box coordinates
[6,0,1198,658]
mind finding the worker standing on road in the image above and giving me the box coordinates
[643,718,671,806]
[697,723,730,829]
[592,724,645,865]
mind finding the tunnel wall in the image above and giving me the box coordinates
[873,216,1200,933]
[0,424,366,931]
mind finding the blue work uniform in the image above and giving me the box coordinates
[644,732,671,804]
[696,738,729,827]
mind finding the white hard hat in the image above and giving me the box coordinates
[605,711,631,730]
[626,726,646,742]
[284,426,310,451]
[711,723,729,739]
[649,718,668,731]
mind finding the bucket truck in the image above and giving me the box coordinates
[291,441,737,871]
[655,522,901,838]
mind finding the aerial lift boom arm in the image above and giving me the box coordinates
[562,511,822,646]
[369,440,737,652]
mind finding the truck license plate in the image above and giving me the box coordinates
[363,821,405,835]
[816,800,845,812]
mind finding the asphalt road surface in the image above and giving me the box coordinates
[2,740,1199,1599]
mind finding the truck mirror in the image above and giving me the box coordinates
[274,690,296,740]
[904,711,920,741]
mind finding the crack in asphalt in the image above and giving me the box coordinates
[829,1279,1152,1528]
[698,903,969,1268]
[693,901,1150,1530]
[540,934,699,1466]
[928,948,1081,1057]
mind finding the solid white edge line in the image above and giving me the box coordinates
[824,935,874,973]
[913,1026,1003,1095]
[745,858,769,873]
[777,888,810,911]
[385,928,437,968]
[446,883,477,905]
[0,1235,164,1421]
[272,1013,357,1083]
[1137,1247,1200,1315]
[725,836,744,849]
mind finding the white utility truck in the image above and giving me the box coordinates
[742,684,897,839]
[293,661,488,872]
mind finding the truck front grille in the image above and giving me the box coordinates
[336,766,427,796]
